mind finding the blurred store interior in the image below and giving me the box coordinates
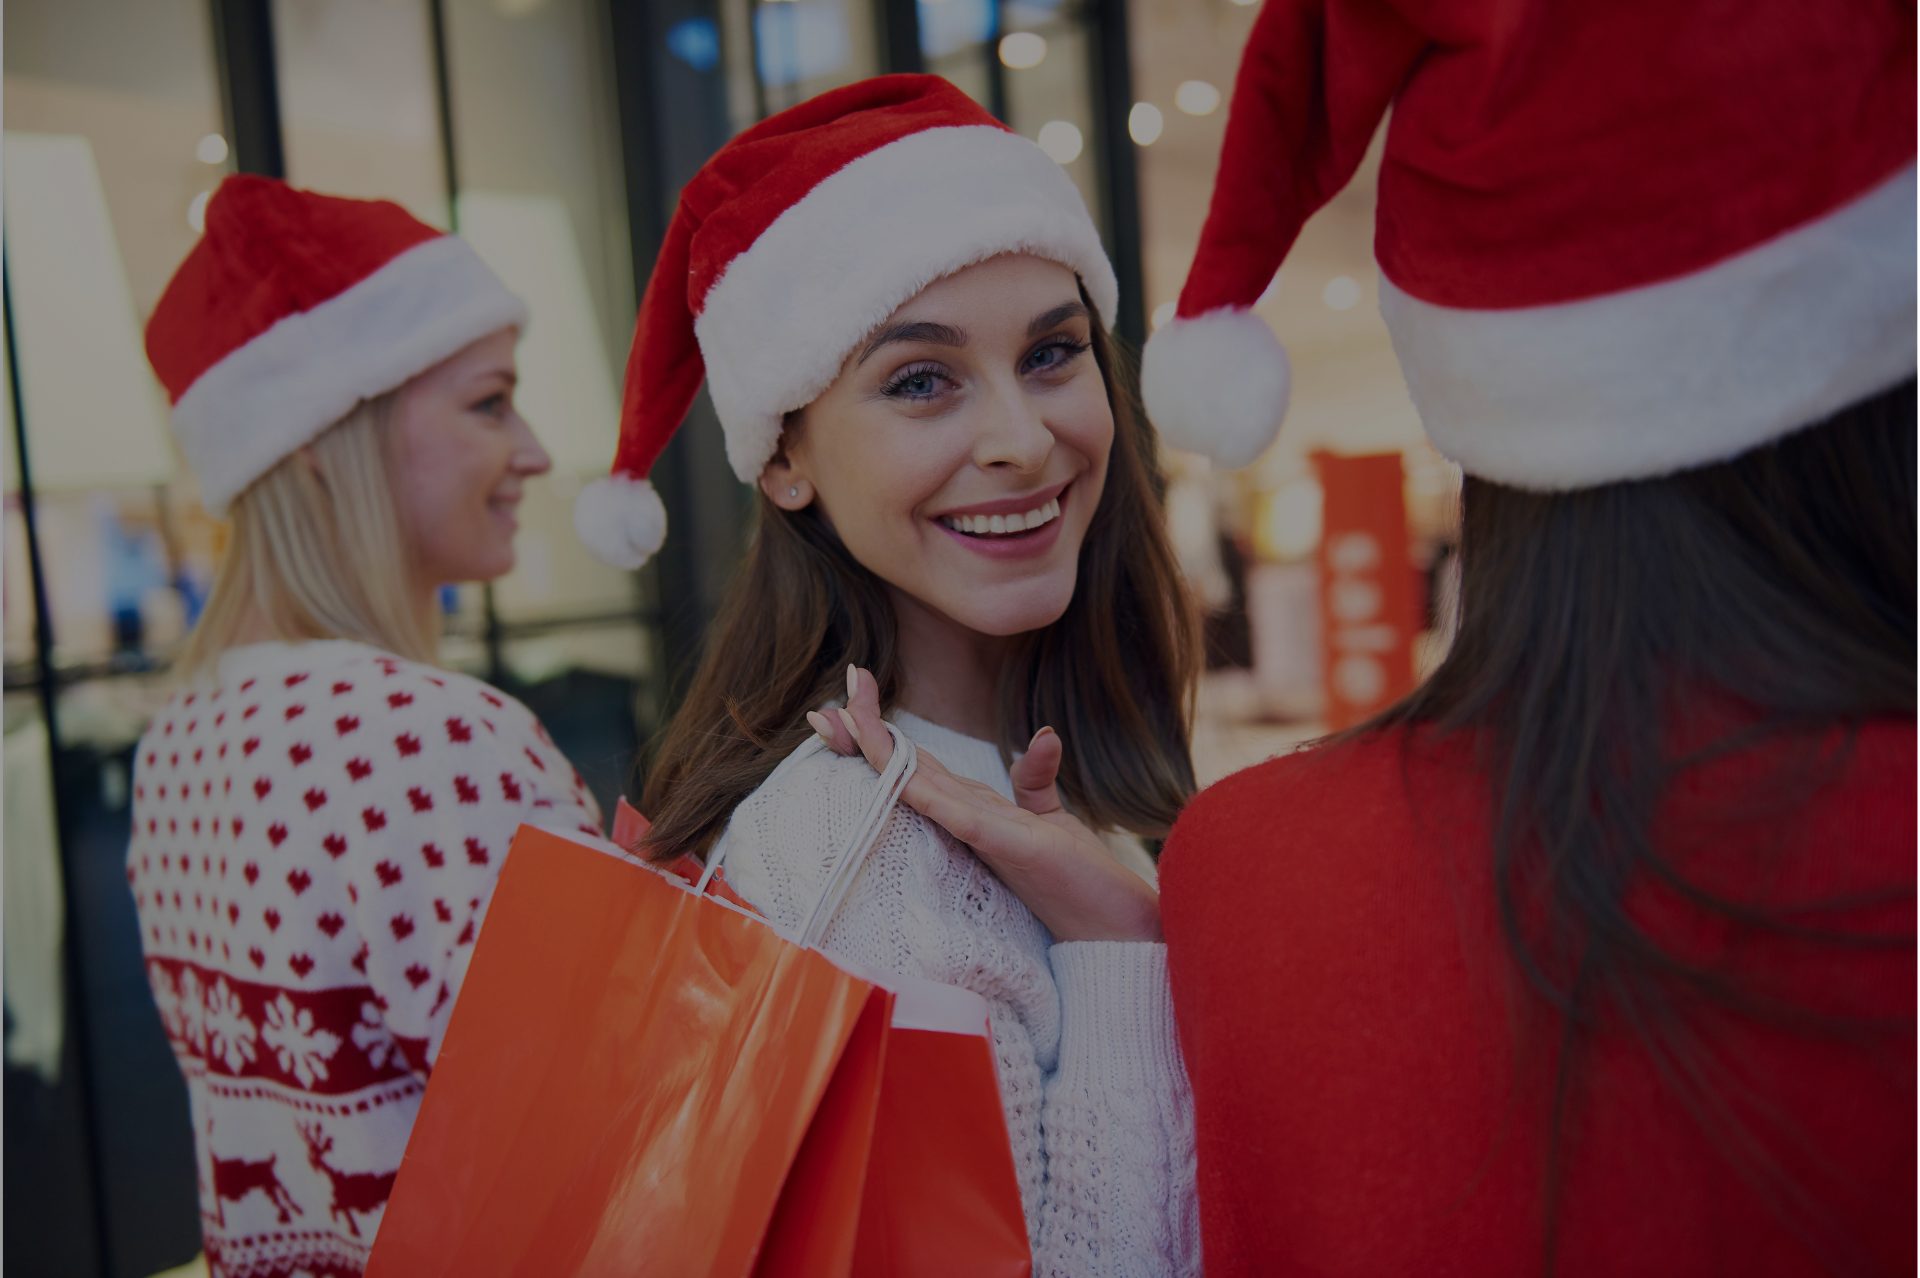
[1,0,1459,1271]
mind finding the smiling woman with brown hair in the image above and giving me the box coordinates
[575,76,1207,1274]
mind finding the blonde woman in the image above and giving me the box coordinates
[129,176,601,1278]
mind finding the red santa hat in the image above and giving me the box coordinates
[1142,1,1916,487]
[146,175,527,515]
[573,74,1118,569]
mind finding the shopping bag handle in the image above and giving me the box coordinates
[695,722,918,949]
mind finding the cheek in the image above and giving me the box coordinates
[813,416,960,543]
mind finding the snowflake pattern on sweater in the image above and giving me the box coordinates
[714,710,1200,1277]
[128,640,601,1278]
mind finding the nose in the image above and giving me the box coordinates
[972,385,1053,474]
[509,411,553,476]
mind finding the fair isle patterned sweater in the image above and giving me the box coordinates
[127,640,601,1278]
[715,710,1201,1277]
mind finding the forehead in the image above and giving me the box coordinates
[419,327,520,385]
[883,253,1082,325]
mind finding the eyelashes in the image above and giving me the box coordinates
[879,337,1092,402]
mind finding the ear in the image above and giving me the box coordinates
[758,448,814,511]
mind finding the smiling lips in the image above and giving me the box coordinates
[932,482,1072,559]
[938,496,1061,537]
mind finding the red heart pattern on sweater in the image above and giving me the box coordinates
[375,861,403,888]
[304,788,328,812]
[390,914,415,940]
[317,912,345,938]
[288,953,314,978]
[346,758,372,781]
[421,843,446,868]
[287,869,312,895]
[263,908,281,932]
[289,742,313,766]
[268,823,288,848]
[404,963,430,989]
[323,833,348,859]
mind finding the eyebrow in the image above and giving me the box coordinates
[855,300,1091,368]
[1028,301,1088,337]
[857,320,967,366]
[473,368,518,388]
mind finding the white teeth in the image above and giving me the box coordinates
[940,497,1061,537]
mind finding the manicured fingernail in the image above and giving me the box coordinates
[836,707,862,744]
[806,711,834,741]
[847,663,859,700]
[1032,726,1057,746]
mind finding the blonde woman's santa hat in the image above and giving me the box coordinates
[145,176,526,516]
[1142,0,1916,486]
[573,74,1119,569]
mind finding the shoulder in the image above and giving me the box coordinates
[719,738,947,922]
[1171,726,1430,849]
[1160,725,1464,927]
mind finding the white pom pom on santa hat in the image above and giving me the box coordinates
[572,473,667,571]
[1141,308,1291,469]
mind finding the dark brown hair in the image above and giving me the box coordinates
[639,310,1201,864]
[1373,377,1916,1271]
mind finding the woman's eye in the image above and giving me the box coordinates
[882,365,950,401]
[1024,339,1089,375]
[474,393,510,417]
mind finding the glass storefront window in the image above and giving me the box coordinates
[272,0,450,225]
[441,0,646,626]
[752,0,883,113]
[4,0,223,678]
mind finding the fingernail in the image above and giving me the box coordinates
[1034,726,1057,743]
[836,708,862,744]
[805,710,834,741]
[847,663,859,700]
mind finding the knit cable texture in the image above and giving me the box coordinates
[715,710,1200,1277]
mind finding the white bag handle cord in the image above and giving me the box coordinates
[694,723,918,949]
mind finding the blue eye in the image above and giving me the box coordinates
[881,363,951,401]
[1023,338,1090,376]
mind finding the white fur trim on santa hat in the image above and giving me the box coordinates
[694,125,1120,483]
[172,235,528,515]
[1141,308,1292,468]
[572,473,667,570]
[1385,165,1916,490]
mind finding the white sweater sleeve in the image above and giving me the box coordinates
[1040,942,1201,1277]
[717,745,1198,1276]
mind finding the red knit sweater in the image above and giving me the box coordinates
[1160,718,1915,1277]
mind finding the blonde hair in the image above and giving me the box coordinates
[178,393,437,676]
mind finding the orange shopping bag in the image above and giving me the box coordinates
[368,729,1031,1277]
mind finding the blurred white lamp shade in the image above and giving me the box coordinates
[455,190,620,478]
[2,133,176,493]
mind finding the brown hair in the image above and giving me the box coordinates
[1373,377,1916,1272]
[639,312,1200,864]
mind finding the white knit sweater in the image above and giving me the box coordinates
[713,710,1201,1277]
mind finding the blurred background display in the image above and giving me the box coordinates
[1,1,1457,1272]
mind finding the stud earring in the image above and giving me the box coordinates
[788,486,800,499]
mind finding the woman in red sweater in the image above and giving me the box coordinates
[1140,1,1915,1274]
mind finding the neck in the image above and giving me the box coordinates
[888,588,1008,741]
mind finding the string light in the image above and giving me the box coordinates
[1129,102,1164,146]
[998,32,1046,69]
[1174,81,1220,116]
[1036,121,1083,165]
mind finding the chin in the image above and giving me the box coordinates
[944,580,1076,638]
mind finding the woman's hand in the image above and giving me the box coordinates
[807,667,1162,944]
